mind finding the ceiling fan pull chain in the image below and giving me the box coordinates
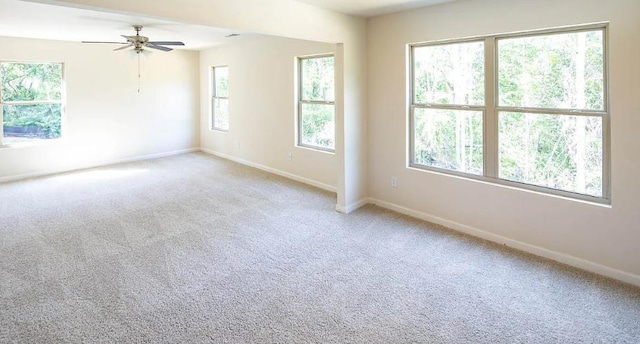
[138,52,141,93]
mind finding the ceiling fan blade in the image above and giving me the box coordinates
[82,41,128,44]
[144,43,172,52]
[147,41,185,46]
[114,44,134,51]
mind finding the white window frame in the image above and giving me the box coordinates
[0,60,65,147]
[211,65,229,131]
[297,54,335,153]
[409,24,610,204]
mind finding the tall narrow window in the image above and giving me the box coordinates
[1,62,64,145]
[410,25,609,202]
[211,66,229,131]
[298,55,335,151]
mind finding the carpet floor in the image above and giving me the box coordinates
[0,152,639,343]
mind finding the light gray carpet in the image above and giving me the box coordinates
[0,152,639,343]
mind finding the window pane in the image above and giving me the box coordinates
[300,103,334,149]
[213,98,229,130]
[1,62,62,102]
[499,112,602,197]
[413,108,483,175]
[215,67,229,98]
[3,104,62,144]
[301,57,334,102]
[498,30,604,110]
[413,41,484,106]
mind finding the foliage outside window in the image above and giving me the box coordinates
[211,66,229,131]
[298,55,335,151]
[412,41,485,175]
[410,26,608,201]
[1,62,63,145]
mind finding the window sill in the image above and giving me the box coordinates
[296,143,335,155]
[406,164,611,208]
[0,138,65,149]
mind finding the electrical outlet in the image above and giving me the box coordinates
[287,152,293,161]
[391,177,398,188]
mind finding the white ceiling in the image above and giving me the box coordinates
[0,0,458,49]
[294,0,455,17]
[0,0,254,50]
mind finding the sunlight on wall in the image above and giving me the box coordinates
[52,141,118,167]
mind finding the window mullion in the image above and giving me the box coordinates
[413,103,484,111]
[2,100,61,106]
[484,37,498,179]
[301,100,334,105]
[210,67,218,129]
[497,106,607,117]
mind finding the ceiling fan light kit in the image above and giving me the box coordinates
[82,25,185,92]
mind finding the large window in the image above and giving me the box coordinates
[410,25,608,202]
[1,62,64,145]
[298,55,335,151]
[211,66,229,131]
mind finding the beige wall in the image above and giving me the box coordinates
[0,36,200,180]
[200,36,337,189]
[367,0,640,281]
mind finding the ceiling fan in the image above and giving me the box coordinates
[82,25,185,53]
[82,25,185,92]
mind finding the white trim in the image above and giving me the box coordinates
[369,197,640,288]
[200,148,337,193]
[335,198,369,214]
[0,147,199,184]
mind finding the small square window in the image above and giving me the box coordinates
[1,62,64,145]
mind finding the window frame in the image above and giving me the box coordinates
[409,23,610,204]
[297,53,336,153]
[210,65,229,132]
[0,60,65,147]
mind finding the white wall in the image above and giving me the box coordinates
[0,36,200,181]
[367,0,640,281]
[200,36,337,189]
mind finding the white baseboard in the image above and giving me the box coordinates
[336,198,369,214]
[0,147,199,184]
[369,198,640,288]
[113,148,200,165]
[200,148,337,193]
